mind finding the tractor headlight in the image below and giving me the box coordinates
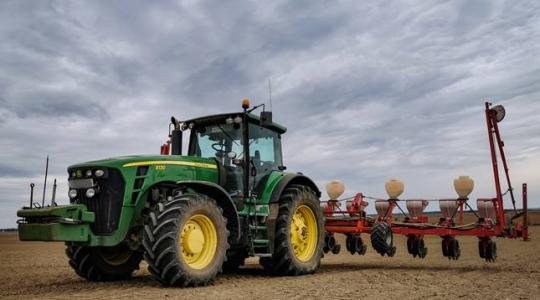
[86,188,96,198]
[85,170,92,177]
[69,189,78,199]
[94,169,105,177]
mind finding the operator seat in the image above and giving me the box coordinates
[253,150,261,168]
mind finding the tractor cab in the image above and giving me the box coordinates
[172,104,287,199]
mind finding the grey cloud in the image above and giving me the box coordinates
[5,89,109,120]
[0,163,35,178]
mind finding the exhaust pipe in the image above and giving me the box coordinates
[170,116,182,155]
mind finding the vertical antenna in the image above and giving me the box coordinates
[51,178,57,206]
[41,155,49,207]
[29,183,35,208]
[268,78,273,111]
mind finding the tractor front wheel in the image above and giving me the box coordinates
[143,193,229,287]
[65,243,142,281]
[262,184,324,276]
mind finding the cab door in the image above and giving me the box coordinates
[247,123,283,195]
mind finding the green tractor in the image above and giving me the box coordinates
[17,100,325,287]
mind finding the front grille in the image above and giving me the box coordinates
[69,168,125,235]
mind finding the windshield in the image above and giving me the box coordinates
[189,122,282,167]
[189,123,243,166]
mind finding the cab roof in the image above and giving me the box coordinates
[183,112,287,134]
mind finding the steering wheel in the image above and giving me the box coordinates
[212,142,225,152]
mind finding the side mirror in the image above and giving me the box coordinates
[260,111,273,127]
[171,116,180,130]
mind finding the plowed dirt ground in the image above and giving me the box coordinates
[1,228,538,299]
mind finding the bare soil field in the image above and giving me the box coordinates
[1,228,539,300]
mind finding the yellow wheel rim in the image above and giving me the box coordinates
[290,205,318,262]
[180,214,218,270]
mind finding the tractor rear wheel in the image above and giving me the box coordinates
[262,184,324,276]
[65,243,142,281]
[143,193,229,287]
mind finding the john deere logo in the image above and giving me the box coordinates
[76,170,82,178]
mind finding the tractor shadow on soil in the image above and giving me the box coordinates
[317,262,506,274]
[139,262,506,286]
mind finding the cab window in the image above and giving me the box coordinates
[249,124,282,172]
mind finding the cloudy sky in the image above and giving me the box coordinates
[1,1,539,228]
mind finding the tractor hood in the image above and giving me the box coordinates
[68,155,218,172]
[67,154,220,187]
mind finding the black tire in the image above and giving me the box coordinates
[478,239,486,259]
[449,238,461,260]
[346,234,365,255]
[323,245,330,254]
[324,233,331,254]
[222,248,248,272]
[262,184,324,276]
[370,222,395,256]
[407,236,417,257]
[325,233,336,250]
[346,235,355,254]
[416,238,427,259]
[331,243,341,255]
[65,243,142,281]
[485,239,497,262]
[358,239,367,256]
[489,240,497,261]
[352,235,365,255]
[442,238,449,257]
[143,193,229,287]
